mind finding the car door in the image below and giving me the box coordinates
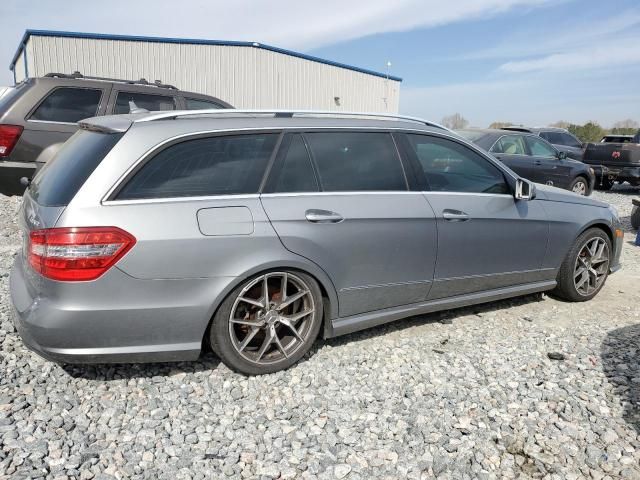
[260,131,438,317]
[524,135,572,189]
[489,134,537,181]
[401,133,550,300]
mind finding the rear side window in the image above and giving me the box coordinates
[185,98,224,110]
[29,130,122,206]
[114,92,176,114]
[116,134,278,200]
[30,88,102,123]
[406,134,509,194]
[304,132,406,191]
[491,135,527,155]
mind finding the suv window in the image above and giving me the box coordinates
[526,136,557,157]
[30,87,102,123]
[304,132,406,191]
[407,134,509,194]
[29,130,122,206]
[116,134,278,200]
[185,98,224,110]
[540,131,581,148]
[114,92,176,114]
[490,135,527,155]
[268,135,319,193]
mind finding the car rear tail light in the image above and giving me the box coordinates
[0,124,24,157]
[28,227,136,281]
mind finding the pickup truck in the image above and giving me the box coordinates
[583,131,640,190]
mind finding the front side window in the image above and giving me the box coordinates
[490,135,527,155]
[185,98,224,110]
[116,134,278,200]
[526,136,557,157]
[114,92,176,114]
[304,132,406,191]
[407,134,509,194]
[30,88,102,123]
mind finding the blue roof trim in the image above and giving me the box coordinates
[9,29,403,82]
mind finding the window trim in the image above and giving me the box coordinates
[402,132,513,195]
[26,86,105,125]
[105,129,284,203]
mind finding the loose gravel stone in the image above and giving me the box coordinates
[1,187,639,479]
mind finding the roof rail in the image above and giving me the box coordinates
[135,109,452,132]
[44,71,178,89]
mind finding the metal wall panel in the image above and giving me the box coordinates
[24,36,400,112]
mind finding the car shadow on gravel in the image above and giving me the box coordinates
[61,352,221,381]
[601,324,640,434]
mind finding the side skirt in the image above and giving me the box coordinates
[328,280,556,338]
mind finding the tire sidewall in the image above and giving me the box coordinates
[210,270,323,375]
[570,177,589,196]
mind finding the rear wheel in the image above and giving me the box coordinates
[569,176,589,196]
[553,228,611,302]
[210,271,323,375]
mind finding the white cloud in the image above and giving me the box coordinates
[498,42,640,73]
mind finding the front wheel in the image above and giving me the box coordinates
[553,228,611,302]
[209,271,323,375]
[570,176,589,196]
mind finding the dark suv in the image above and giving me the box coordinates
[501,127,584,160]
[0,72,232,195]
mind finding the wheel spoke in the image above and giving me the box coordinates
[230,318,264,327]
[256,330,274,361]
[238,296,263,308]
[281,272,288,303]
[277,290,308,310]
[273,332,288,358]
[279,317,304,342]
[283,308,314,323]
[263,274,270,308]
[238,327,260,352]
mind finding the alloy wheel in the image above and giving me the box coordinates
[228,272,316,365]
[573,237,609,296]
[572,180,587,196]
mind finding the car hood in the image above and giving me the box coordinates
[534,183,607,208]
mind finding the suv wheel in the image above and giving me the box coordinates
[210,271,323,375]
[553,228,611,302]
[570,177,589,196]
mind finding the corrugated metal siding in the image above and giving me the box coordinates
[24,36,400,112]
[14,52,25,83]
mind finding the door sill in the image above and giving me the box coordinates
[329,280,556,337]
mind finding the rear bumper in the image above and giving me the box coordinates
[9,254,234,364]
[591,164,640,184]
[0,160,37,196]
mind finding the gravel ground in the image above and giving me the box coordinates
[1,187,639,480]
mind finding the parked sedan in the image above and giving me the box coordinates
[501,126,585,161]
[458,129,595,196]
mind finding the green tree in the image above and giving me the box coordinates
[567,122,605,143]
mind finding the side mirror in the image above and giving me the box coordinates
[515,178,536,201]
[556,151,567,160]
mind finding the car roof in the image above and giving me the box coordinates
[79,110,453,135]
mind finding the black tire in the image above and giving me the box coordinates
[553,228,612,302]
[632,205,640,230]
[569,176,590,196]
[594,177,614,191]
[209,270,323,375]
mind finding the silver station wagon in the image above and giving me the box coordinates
[11,111,623,375]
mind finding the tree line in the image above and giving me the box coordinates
[440,113,639,143]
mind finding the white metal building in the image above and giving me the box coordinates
[10,30,401,112]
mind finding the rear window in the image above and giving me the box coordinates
[185,98,225,110]
[114,92,175,114]
[29,130,122,206]
[116,134,278,200]
[30,87,102,123]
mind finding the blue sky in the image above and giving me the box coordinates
[1,0,638,127]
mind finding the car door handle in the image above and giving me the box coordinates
[305,209,344,223]
[442,209,470,222]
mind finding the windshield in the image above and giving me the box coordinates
[29,130,122,206]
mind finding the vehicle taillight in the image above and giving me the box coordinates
[0,125,24,157]
[28,227,136,281]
